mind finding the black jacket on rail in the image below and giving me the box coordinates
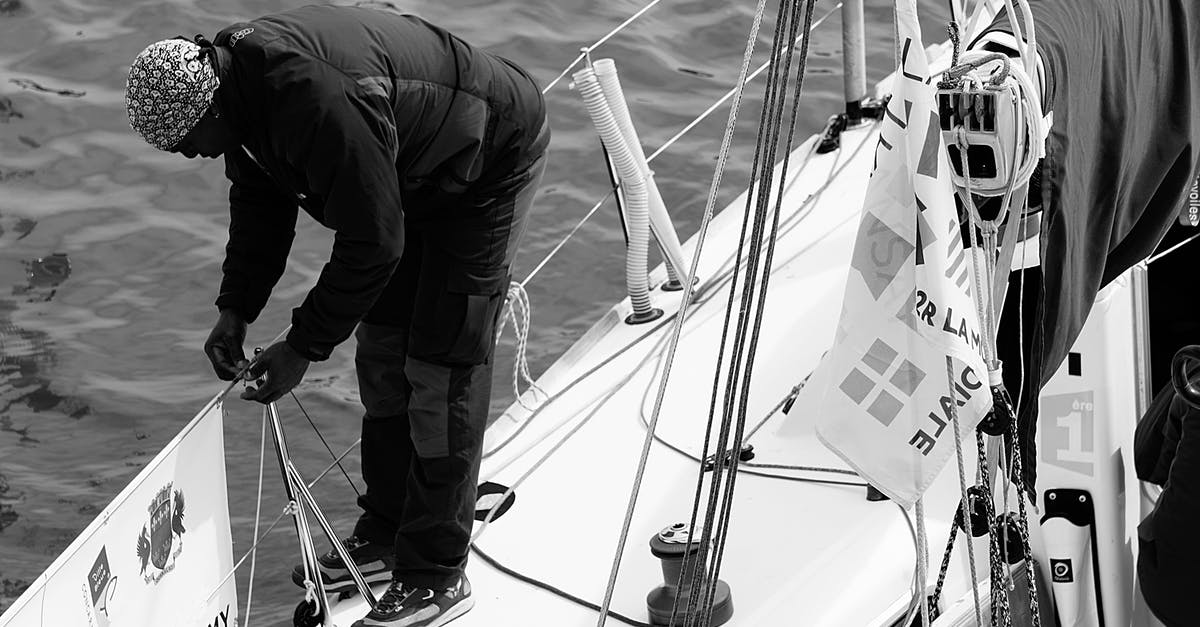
[209,5,547,360]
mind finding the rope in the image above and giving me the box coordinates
[241,407,267,624]
[930,510,959,611]
[290,391,360,497]
[193,0,852,615]
[540,0,665,95]
[947,21,962,69]
[702,5,818,619]
[946,355,984,624]
[480,130,878,563]
[630,310,854,480]
[495,281,548,410]
[915,498,930,626]
[645,3,841,164]
[471,358,645,544]
[978,433,1012,627]
[308,438,361,488]
[522,4,841,289]
[200,487,341,611]
[1147,232,1200,265]
[1005,394,1042,626]
[201,508,291,606]
[592,0,777,616]
[898,503,926,627]
[676,0,799,618]
[470,543,653,627]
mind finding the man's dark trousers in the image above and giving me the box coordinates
[350,141,547,590]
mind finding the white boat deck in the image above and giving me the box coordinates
[331,123,987,626]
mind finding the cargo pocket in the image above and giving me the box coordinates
[443,266,509,366]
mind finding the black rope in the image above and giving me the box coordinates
[947,21,961,68]
[290,391,361,498]
[671,1,822,624]
[706,3,817,618]
[670,0,794,613]
[649,427,867,488]
[673,0,796,618]
[469,543,653,627]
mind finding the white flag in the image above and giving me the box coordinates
[806,0,991,507]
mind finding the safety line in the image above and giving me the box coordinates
[522,3,841,289]
[541,0,665,95]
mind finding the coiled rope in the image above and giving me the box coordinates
[495,282,546,410]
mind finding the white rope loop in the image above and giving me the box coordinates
[496,281,547,410]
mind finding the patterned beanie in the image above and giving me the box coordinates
[125,38,220,151]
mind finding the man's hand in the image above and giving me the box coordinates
[241,341,310,404]
[205,309,249,381]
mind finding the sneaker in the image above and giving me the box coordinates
[352,576,474,627]
[291,536,395,595]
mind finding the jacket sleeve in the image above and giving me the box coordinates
[277,75,404,361]
[217,148,299,323]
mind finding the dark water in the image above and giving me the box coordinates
[0,0,951,621]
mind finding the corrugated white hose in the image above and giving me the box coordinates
[573,66,655,317]
[592,58,690,288]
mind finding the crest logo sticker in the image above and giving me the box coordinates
[135,482,186,584]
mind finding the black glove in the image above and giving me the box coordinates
[240,340,310,404]
[204,309,248,381]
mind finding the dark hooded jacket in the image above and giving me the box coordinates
[209,5,548,360]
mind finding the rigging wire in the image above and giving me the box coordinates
[242,406,268,625]
[308,438,361,487]
[469,544,653,627]
[187,0,859,620]
[483,125,861,478]
[592,0,777,614]
[200,437,358,609]
[201,0,908,619]
[478,126,883,570]
[1146,232,1200,265]
[540,0,665,95]
[521,3,841,289]
[705,4,818,616]
[660,0,823,622]
[593,0,778,617]
[290,391,360,497]
[675,0,800,616]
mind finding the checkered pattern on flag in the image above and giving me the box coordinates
[804,0,990,507]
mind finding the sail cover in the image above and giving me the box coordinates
[976,1,1200,491]
[799,0,991,507]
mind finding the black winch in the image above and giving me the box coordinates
[646,523,734,626]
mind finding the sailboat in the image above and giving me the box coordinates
[1,0,1195,625]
